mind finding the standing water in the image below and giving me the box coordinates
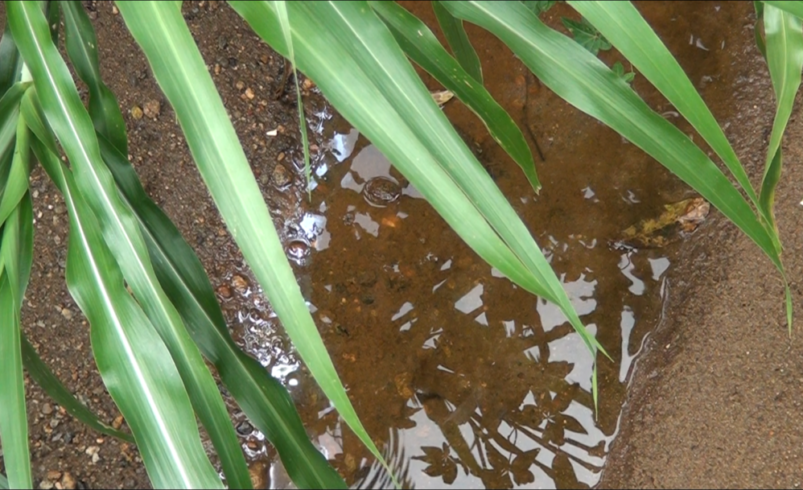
[219,2,763,488]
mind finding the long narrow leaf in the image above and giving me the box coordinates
[0,83,29,159]
[230,0,605,416]
[97,133,347,489]
[568,1,763,214]
[115,2,354,487]
[431,1,483,83]
[10,3,249,486]
[369,0,540,191]
[61,0,128,155]
[759,5,803,231]
[764,1,803,19]
[0,117,33,226]
[21,334,134,443]
[0,21,22,96]
[0,193,34,490]
[30,136,223,489]
[442,1,782,274]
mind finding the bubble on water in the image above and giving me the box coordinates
[362,176,401,207]
[286,239,311,266]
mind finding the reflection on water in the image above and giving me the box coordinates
[215,2,756,488]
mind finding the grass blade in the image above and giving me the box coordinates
[369,0,540,191]
[275,1,312,199]
[61,0,128,155]
[431,1,483,83]
[21,334,135,443]
[30,135,223,489]
[443,1,782,275]
[0,117,33,225]
[568,1,762,212]
[97,133,347,489]
[114,1,352,487]
[11,3,249,486]
[759,4,803,232]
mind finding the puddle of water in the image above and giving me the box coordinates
[215,2,759,488]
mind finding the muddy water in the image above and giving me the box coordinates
[219,2,756,488]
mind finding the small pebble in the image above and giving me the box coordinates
[245,87,255,99]
[143,100,161,119]
[231,275,248,295]
[46,470,62,481]
[271,164,292,188]
[61,308,73,320]
[60,473,75,490]
[235,81,245,90]
[112,415,124,430]
[131,106,143,120]
[217,285,232,299]
[41,403,53,415]
[39,480,54,490]
[236,421,253,436]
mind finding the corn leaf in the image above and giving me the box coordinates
[21,334,135,443]
[97,132,347,489]
[764,1,803,19]
[759,4,803,232]
[369,0,540,191]
[61,0,128,156]
[431,1,483,83]
[0,21,22,96]
[30,135,223,489]
[0,191,34,490]
[114,1,353,487]
[568,1,763,214]
[10,1,224,485]
[442,1,782,275]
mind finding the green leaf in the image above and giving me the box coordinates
[431,1,483,83]
[21,334,135,443]
[755,1,768,60]
[612,61,634,84]
[561,16,610,54]
[369,0,540,191]
[568,1,765,221]
[0,82,29,159]
[764,0,803,19]
[30,135,223,489]
[0,193,34,490]
[114,2,349,488]
[96,132,347,490]
[231,0,604,407]
[59,2,249,485]
[523,1,557,16]
[0,21,23,96]
[275,1,313,199]
[10,1,224,486]
[47,0,61,43]
[0,117,33,226]
[61,0,128,156]
[443,1,782,275]
[0,472,8,490]
[759,4,803,234]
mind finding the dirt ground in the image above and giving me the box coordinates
[3,1,803,489]
[600,41,803,490]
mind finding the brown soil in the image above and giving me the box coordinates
[600,20,803,490]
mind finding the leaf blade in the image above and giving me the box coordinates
[369,0,540,191]
[431,1,483,83]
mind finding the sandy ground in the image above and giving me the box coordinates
[600,65,803,490]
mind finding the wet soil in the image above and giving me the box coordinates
[1,1,801,489]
